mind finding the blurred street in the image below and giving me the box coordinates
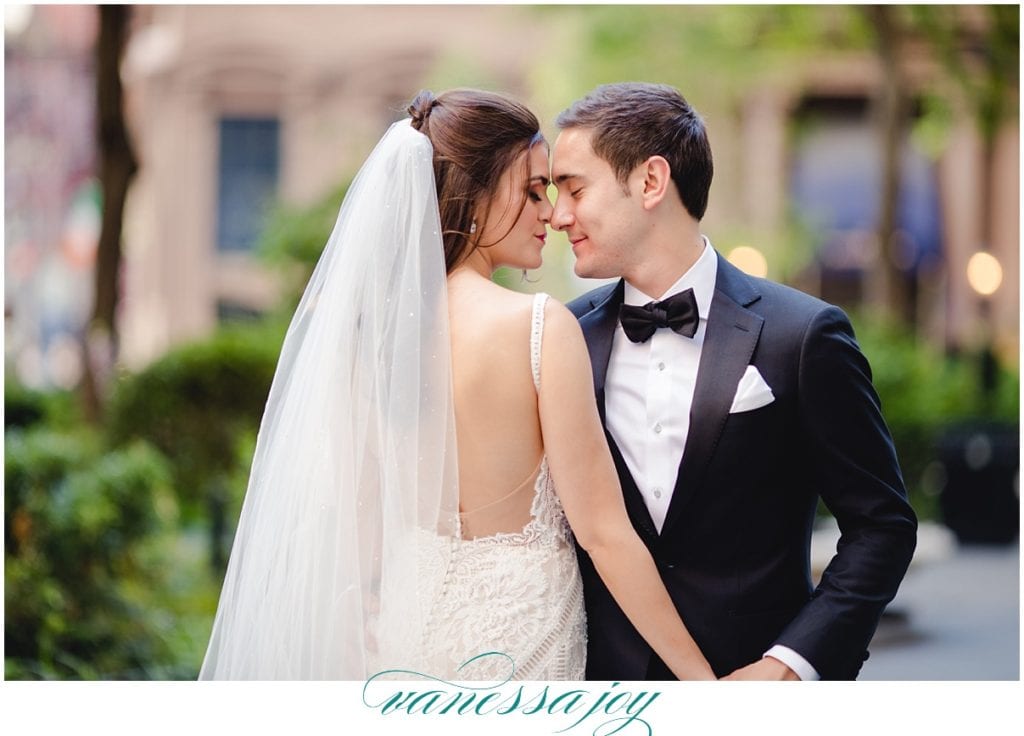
[860,528,1019,680]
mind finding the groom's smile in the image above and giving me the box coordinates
[552,128,642,280]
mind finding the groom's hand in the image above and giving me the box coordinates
[722,657,800,681]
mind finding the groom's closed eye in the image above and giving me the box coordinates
[554,174,584,197]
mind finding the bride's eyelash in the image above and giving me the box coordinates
[528,191,542,202]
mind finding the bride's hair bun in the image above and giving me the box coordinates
[408,90,438,130]
[401,88,541,274]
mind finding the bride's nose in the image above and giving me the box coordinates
[539,198,553,224]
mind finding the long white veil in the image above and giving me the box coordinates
[200,120,459,679]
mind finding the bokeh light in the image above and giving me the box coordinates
[966,251,1003,296]
[727,245,769,278]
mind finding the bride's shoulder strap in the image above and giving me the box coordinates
[530,292,550,392]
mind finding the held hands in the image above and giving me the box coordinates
[680,662,718,681]
[721,656,800,681]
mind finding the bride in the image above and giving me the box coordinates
[200,89,714,681]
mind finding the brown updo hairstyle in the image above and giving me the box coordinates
[408,89,543,273]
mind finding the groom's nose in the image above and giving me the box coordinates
[551,200,573,232]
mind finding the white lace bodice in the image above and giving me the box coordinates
[407,293,586,680]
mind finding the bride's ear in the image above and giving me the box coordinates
[638,155,672,211]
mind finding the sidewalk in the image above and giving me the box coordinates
[860,532,1019,680]
[811,520,1019,679]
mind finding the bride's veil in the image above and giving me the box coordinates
[199,120,459,679]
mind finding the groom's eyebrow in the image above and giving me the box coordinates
[554,173,579,185]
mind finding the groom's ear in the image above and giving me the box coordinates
[638,155,672,211]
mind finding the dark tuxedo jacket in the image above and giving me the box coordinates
[567,252,917,680]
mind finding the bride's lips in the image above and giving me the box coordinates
[536,234,546,245]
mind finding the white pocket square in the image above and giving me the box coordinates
[729,365,775,414]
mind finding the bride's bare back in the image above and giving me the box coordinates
[447,270,543,537]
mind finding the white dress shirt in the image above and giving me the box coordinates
[605,237,716,533]
[604,237,820,680]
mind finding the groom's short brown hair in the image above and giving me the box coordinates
[556,82,713,221]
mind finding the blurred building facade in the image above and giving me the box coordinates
[709,9,1019,366]
[5,5,1018,379]
[117,4,546,368]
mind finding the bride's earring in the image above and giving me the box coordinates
[469,221,477,235]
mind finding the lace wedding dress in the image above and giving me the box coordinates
[406,293,587,680]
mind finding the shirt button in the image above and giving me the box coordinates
[653,423,662,434]
[657,362,666,371]
[653,487,663,499]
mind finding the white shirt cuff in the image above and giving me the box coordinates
[764,645,820,681]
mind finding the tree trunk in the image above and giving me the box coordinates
[81,5,138,421]
[867,5,915,328]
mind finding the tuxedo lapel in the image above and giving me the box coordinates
[576,280,659,540]
[577,280,625,422]
[605,430,660,542]
[662,255,764,533]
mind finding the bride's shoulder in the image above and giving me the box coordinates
[449,282,528,336]
[492,290,581,339]
[450,281,582,341]
[537,296,583,338]
[485,291,584,343]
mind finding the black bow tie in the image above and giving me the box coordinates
[619,288,700,343]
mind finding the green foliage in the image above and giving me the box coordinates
[104,319,285,515]
[851,315,1019,519]
[3,321,277,678]
[5,381,81,431]
[102,318,286,572]
[909,4,1019,143]
[911,91,957,161]
[546,5,872,101]
[3,428,207,679]
[5,381,47,428]
[257,181,349,306]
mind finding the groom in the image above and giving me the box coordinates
[552,83,917,680]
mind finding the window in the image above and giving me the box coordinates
[789,96,942,307]
[216,117,280,252]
